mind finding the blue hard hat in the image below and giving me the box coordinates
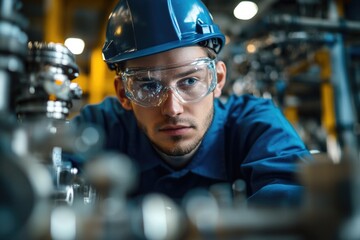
[102,0,226,70]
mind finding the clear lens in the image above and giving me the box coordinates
[122,58,216,107]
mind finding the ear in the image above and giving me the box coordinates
[114,76,132,110]
[213,61,227,98]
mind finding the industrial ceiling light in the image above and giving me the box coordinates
[233,1,258,20]
[64,38,85,55]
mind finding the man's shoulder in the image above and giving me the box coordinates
[83,96,120,111]
[82,97,125,115]
[216,94,276,115]
[73,96,131,126]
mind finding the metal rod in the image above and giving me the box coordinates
[265,14,360,33]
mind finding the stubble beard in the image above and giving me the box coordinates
[138,106,214,156]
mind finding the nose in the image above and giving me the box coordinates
[160,89,184,117]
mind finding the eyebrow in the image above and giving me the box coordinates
[134,65,205,82]
[173,68,204,79]
[137,76,159,82]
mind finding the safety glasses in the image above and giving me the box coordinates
[121,58,217,107]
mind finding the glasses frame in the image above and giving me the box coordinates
[120,57,217,107]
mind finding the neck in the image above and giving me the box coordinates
[154,143,201,169]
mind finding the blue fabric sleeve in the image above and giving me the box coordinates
[226,95,312,206]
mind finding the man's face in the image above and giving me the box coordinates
[115,46,226,156]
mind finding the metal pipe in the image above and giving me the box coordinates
[325,1,360,238]
[0,0,27,113]
[264,14,360,33]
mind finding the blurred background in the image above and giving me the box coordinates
[21,0,360,159]
[2,0,360,239]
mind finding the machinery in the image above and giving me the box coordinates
[2,0,360,240]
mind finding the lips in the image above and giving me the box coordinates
[159,124,193,136]
[160,124,189,130]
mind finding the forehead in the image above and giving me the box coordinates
[124,46,208,69]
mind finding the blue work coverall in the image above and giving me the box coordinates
[71,94,311,206]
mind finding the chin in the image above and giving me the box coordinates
[158,139,201,156]
[165,148,192,156]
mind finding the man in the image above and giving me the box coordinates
[72,0,311,206]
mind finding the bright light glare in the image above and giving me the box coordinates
[64,38,85,55]
[246,43,257,53]
[233,1,258,20]
[51,206,76,240]
[143,195,167,240]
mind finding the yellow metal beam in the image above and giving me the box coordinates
[87,0,118,103]
[44,0,64,43]
[315,50,337,139]
[89,47,107,104]
[283,105,299,126]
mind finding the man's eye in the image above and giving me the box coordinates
[139,81,162,92]
[178,78,198,88]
